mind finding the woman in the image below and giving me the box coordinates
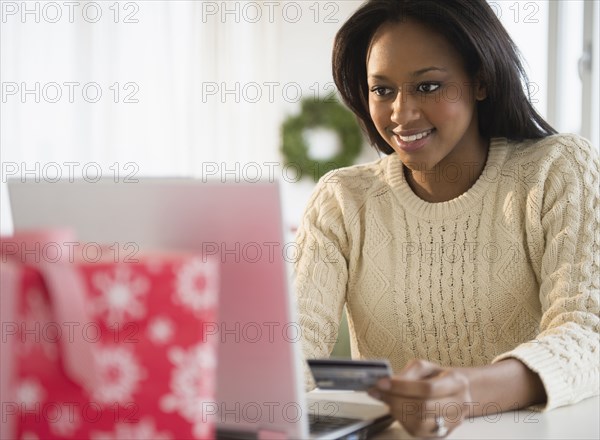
[294,0,599,437]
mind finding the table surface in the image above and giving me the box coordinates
[308,391,600,439]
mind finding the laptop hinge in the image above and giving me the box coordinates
[257,429,288,440]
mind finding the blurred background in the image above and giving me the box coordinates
[2,1,599,357]
[2,0,599,234]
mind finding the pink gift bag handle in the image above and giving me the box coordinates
[0,230,98,391]
[0,258,19,439]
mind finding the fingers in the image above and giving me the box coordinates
[407,415,455,439]
[385,369,469,398]
[377,360,468,399]
[383,394,468,438]
[373,359,439,395]
[367,360,472,438]
[384,394,467,422]
[381,394,464,438]
[397,359,440,380]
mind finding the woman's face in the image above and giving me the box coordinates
[367,20,486,172]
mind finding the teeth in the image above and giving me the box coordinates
[398,129,433,142]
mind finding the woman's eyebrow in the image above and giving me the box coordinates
[411,66,447,77]
[368,67,448,82]
[367,74,390,81]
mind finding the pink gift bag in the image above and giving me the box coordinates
[1,230,219,439]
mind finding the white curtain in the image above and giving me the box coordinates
[1,1,288,233]
[1,1,281,169]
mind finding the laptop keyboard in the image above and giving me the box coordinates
[308,413,361,435]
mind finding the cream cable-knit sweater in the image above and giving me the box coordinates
[294,134,599,411]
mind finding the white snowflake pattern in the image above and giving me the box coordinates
[160,343,217,439]
[89,345,146,406]
[91,266,150,325]
[89,417,172,440]
[147,316,175,345]
[48,403,81,438]
[15,378,46,411]
[173,258,218,317]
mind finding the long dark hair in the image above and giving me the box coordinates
[332,0,557,155]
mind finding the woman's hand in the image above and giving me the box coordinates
[368,359,472,438]
[368,358,546,438]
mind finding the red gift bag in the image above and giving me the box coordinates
[1,231,219,439]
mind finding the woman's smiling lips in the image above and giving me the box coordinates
[392,128,435,152]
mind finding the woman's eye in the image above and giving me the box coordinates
[370,86,391,97]
[416,82,441,93]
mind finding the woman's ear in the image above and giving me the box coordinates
[474,74,487,101]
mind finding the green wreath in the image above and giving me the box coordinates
[281,98,363,181]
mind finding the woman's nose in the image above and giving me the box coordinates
[391,90,420,125]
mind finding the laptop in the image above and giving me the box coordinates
[7,178,393,439]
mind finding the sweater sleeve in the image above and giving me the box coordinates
[294,173,350,390]
[493,135,600,411]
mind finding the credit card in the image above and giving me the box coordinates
[307,358,392,391]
